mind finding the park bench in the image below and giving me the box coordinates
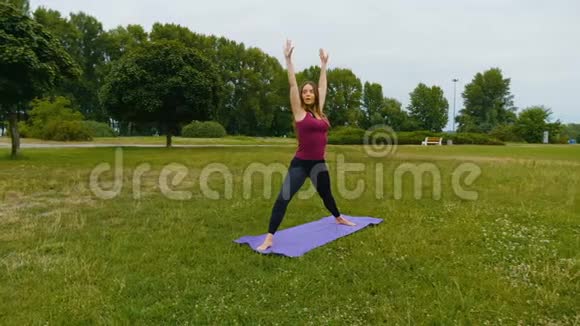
[421,137,443,146]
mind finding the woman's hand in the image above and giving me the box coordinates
[284,39,294,59]
[319,48,329,65]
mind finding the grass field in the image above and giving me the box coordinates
[0,143,578,324]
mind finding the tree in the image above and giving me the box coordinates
[325,68,363,127]
[33,8,109,121]
[562,123,580,142]
[238,47,287,136]
[515,106,562,143]
[33,7,81,57]
[361,82,384,129]
[457,68,516,133]
[407,83,448,132]
[100,24,149,135]
[102,24,148,62]
[0,4,80,157]
[1,0,29,14]
[99,41,222,147]
[150,23,290,136]
[296,65,321,85]
[68,12,108,120]
[382,97,417,131]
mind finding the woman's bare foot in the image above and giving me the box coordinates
[257,233,274,251]
[335,215,356,226]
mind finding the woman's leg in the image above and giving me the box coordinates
[267,164,308,234]
[309,162,341,218]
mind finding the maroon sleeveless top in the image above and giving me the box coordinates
[294,111,329,160]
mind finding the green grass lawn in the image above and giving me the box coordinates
[0,144,578,324]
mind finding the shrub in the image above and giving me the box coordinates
[182,120,226,138]
[182,121,202,137]
[490,124,524,142]
[327,127,504,145]
[7,122,35,138]
[14,96,93,141]
[82,120,116,137]
[16,122,29,138]
[328,126,366,144]
[447,133,504,145]
[396,131,444,145]
[43,120,92,141]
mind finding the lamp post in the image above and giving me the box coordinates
[452,78,459,132]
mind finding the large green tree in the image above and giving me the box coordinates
[150,23,289,136]
[68,12,107,120]
[515,106,562,143]
[1,0,29,14]
[99,41,222,147]
[33,8,108,120]
[381,97,417,131]
[296,65,321,85]
[99,24,149,136]
[361,82,384,129]
[102,24,148,62]
[325,68,363,127]
[407,83,449,132]
[233,47,287,136]
[33,8,81,59]
[0,3,79,157]
[457,68,516,133]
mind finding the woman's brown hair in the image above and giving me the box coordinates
[290,81,330,137]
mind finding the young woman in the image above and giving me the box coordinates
[257,40,355,251]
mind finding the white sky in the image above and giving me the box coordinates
[30,0,580,128]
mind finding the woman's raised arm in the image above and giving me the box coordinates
[318,48,329,112]
[284,39,302,117]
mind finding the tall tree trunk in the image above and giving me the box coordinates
[166,130,172,148]
[9,110,20,158]
[0,104,4,136]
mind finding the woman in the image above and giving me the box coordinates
[257,40,356,251]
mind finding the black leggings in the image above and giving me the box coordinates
[268,156,341,234]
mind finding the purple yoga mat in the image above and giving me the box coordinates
[233,215,383,257]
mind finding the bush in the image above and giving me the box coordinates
[82,120,116,137]
[489,124,524,142]
[14,96,93,141]
[555,135,569,144]
[7,122,31,138]
[328,126,366,144]
[17,122,29,138]
[397,131,443,145]
[447,133,504,145]
[182,121,202,137]
[43,120,92,141]
[181,120,226,138]
[328,127,504,145]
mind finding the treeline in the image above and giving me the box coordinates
[1,0,577,154]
